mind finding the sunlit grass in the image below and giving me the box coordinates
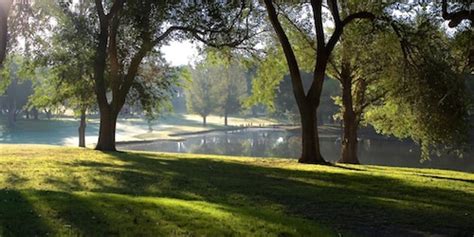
[0,144,473,236]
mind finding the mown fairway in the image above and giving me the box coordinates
[0,145,473,236]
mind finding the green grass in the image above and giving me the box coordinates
[0,145,473,236]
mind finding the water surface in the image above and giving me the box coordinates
[118,128,474,172]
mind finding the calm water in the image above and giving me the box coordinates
[118,128,474,172]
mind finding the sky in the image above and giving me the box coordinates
[161,40,199,67]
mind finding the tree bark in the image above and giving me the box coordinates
[78,109,86,148]
[93,0,154,152]
[93,0,121,152]
[203,115,207,127]
[264,0,326,164]
[299,103,325,164]
[339,79,359,164]
[95,106,118,151]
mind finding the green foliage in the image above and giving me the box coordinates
[208,51,248,117]
[185,61,220,118]
[244,47,287,111]
[130,57,179,120]
[365,14,471,160]
[186,52,248,120]
[328,17,400,125]
[27,0,96,116]
[0,56,34,114]
[245,16,316,111]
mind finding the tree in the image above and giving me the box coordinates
[90,0,254,151]
[25,0,96,147]
[212,55,248,126]
[262,1,380,164]
[186,63,219,126]
[0,56,33,127]
[365,13,471,160]
[327,15,400,164]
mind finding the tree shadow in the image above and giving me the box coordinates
[63,151,474,236]
[0,189,334,236]
[417,174,474,184]
[0,189,52,236]
[2,150,473,236]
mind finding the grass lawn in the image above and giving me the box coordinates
[0,145,473,236]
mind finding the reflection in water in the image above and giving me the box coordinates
[119,128,474,172]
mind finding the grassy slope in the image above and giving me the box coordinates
[0,145,473,237]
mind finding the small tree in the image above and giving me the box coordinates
[0,56,33,127]
[28,0,96,147]
[212,55,248,126]
[186,64,219,126]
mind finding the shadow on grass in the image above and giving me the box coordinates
[0,189,333,236]
[2,150,473,236]
[417,174,474,184]
[0,190,52,236]
[73,152,474,236]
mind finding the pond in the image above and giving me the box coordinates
[118,128,474,172]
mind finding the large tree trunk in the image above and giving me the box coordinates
[202,115,207,127]
[298,103,325,164]
[339,107,359,164]
[340,120,358,164]
[263,0,330,165]
[95,107,118,151]
[338,64,360,164]
[78,109,86,148]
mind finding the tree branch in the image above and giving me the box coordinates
[310,0,325,55]
[277,5,316,51]
[108,12,121,97]
[326,11,375,55]
[263,0,306,106]
[442,0,473,27]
